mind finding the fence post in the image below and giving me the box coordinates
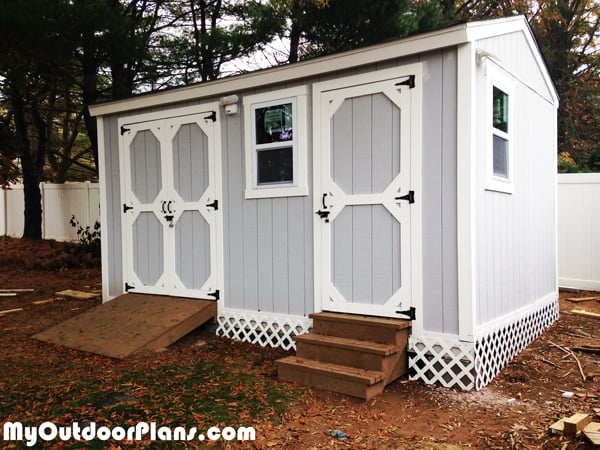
[40,182,46,240]
[85,181,92,228]
[0,187,6,237]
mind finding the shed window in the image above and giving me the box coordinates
[485,66,513,194]
[492,87,509,179]
[244,87,308,198]
[254,102,294,185]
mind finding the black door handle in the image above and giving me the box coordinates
[395,190,415,204]
[315,209,330,223]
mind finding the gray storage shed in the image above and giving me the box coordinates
[90,15,559,390]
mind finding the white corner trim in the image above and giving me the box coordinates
[96,116,111,302]
[456,43,478,342]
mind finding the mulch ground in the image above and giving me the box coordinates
[0,236,599,449]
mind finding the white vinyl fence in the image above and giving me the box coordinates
[0,182,100,241]
[558,173,600,291]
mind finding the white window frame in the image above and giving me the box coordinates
[244,86,308,199]
[485,65,514,194]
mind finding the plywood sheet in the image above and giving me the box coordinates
[33,294,216,358]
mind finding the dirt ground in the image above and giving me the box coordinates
[1,236,599,449]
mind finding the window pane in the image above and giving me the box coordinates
[493,87,508,132]
[257,147,293,184]
[493,134,509,178]
[255,103,293,145]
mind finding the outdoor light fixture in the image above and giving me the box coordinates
[219,94,239,115]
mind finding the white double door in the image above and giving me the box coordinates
[314,67,421,318]
[120,107,222,299]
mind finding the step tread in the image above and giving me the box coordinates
[294,333,400,355]
[310,312,411,329]
[276,356,384,385]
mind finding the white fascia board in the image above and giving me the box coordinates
[89,26,469,117]
[465,15,559,106]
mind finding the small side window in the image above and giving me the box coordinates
[486,67,513,194]
[244,88,308,198]
[492,87,509,179]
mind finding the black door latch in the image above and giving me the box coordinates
[315,210,330,222]
[395,190,415,204]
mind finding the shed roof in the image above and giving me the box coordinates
[89,15,557,117]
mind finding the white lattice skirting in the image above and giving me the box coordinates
[216,309,312,351]
[409,295,559,390]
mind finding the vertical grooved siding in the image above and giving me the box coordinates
[421,50,459,334]
[223,99,314,315]
[104,116,123,297]
[103,54,459,327]
[475,33,557,325]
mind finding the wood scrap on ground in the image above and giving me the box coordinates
[566,296,600,303]
[31,299,57,305]
[54,289,100,301]
[583,422,600,445]
[548,340,587,381]
[571,309,600,320]
[549,414,600,445]
[564,413,592,436]
[0,288,34,292]
[0,308,23,315]
[573,345,600,355]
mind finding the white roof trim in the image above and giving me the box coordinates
[465,16,559,105]
[90,15,556,117]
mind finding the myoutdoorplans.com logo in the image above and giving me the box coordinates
[3,421,256,447]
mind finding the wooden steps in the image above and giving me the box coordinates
[276,312,411,399]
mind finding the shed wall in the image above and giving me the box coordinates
[473,40,557,327]
[101,51,460,333]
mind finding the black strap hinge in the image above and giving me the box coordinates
[207,289,220,300]
[396,306,416,320]
[395,75,415,89]
[206,199,218,210]
[120,126,131,135]
[204,111,217,122]
[125,282,135,292]
[395,190,415,204]
[123,203,134,213]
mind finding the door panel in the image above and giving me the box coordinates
[121,110,220,299]
[316,75,417,318]
[172,123,209,202]
[132,212,164,285]
[130,129,162,204]
[175,210,210,290]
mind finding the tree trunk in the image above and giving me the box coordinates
[22,173,43,240]
[11,91,44,239]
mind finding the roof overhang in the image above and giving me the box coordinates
[89,15,557,117]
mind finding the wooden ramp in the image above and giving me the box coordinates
[33,294,217,358]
